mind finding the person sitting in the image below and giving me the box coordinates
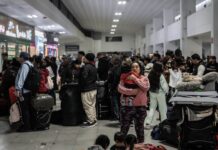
[110,132,126,150]
[88,134,110,150]
[124,134,137,150]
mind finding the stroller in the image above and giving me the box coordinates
[170,91,218,150]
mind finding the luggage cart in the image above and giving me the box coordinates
[170,91,218,150]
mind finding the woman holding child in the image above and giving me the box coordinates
[118,61,150,143]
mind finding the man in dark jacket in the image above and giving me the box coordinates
[97,53,110,81]
[79,53,98,127]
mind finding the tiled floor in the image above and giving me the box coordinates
[0,118,177,150]
[0,95,177,150]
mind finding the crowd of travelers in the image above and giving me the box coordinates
[0,48,217,149]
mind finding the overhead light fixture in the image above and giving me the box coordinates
[111,29,116,31]
[115,12,122,16]
[32,15,38,18]
[59,31,66,34]
[27,15,33,18]
[110,32,115,34]
[27,15,38,19]
[112,25,117,28]
[113,19,119,22]
[118,1,127,5]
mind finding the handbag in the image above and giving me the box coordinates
[46,76,54,90]
[32,94,54,111]
[9,101,23,129]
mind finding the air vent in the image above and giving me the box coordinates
[106,36,122,42]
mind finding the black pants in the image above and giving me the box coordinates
[19,92,34,130]
[120,106,147,143]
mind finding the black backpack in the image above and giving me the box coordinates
[23,63,40,94]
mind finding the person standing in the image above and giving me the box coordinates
[191,53,205,77]
[79,53,98,128]
[15,52,34,132]
[118,62,150,143]
[145,62,169,129]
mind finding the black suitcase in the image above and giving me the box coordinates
[60,83,84,126]
[31,94,54,130]
[33,109,52,130]
[179,106,216,150]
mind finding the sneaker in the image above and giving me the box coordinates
[144,124,153,130]
[81,121,97,128]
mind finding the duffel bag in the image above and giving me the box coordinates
[32,94,54,111]
[159,119,178,146]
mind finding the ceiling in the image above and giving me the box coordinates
[62,0,179,34]
[0,0,68,35]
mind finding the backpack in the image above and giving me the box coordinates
[23,63,40,94]
[151,125,162,140]
[159,119,178,146]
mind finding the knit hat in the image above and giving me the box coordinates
[85,53,95,61]
[19,52,29,60]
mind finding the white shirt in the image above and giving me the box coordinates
[197,65,205,77]
[169,68,182,88]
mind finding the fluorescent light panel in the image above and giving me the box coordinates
[118,1,127,5]
[115,12,122,16]
[59,31,66,34]
[113,19,119,22]
[112,25,117,28]
[111,29,116,31]
[27,15,38,18]
[110,32,115,34]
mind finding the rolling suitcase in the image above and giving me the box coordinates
[170,91,218,150]
[31,94,54,130]
[60,83,84,126]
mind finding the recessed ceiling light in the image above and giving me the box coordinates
[27,15,38,19]
[118,1,127,5]
[115,12,122,16]
[112,25,117,28]
[59,31,66,34]
[113,19,119,22]
[110,32,115,34]
[32,15,38,18]
[111,29,116,31]
[27,15,33,18]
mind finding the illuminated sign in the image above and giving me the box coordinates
[0,13,33,40]
[0,24,5,33]
[16,25,32,40]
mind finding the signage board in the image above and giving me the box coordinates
[0,13,34,41]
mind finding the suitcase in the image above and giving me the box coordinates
[60,83,84,126]
[31,94,54,130]
[179,113,216,150]
[169,91,218,150]
[33,109,52,130]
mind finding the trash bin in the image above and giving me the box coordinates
[59,83,84,126]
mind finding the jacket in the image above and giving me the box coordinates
[79,63,97,92]
[118,74,150,107]
[38,68,49,93]
[15,61,33,93]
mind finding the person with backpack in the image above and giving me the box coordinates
[15,52,36,132]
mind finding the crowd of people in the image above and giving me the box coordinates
[0,48,218,146]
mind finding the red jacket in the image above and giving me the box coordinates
[38,69,49,93]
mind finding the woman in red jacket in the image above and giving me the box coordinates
[118,61,150,143]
